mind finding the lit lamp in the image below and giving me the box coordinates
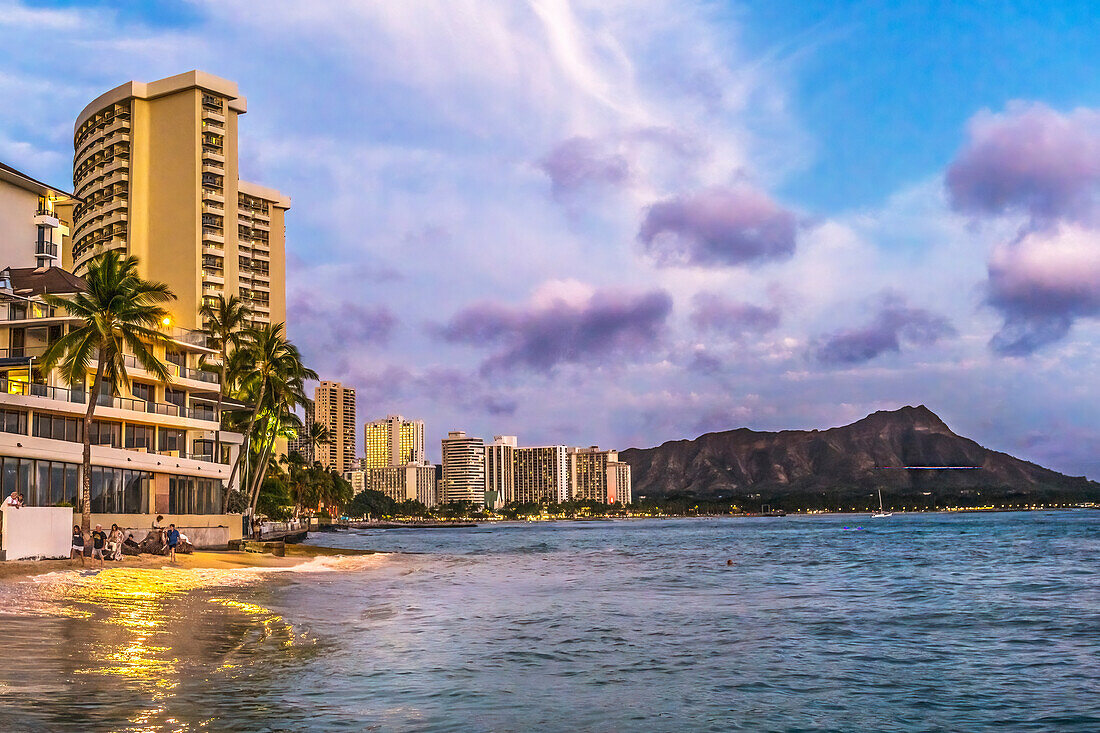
[161,315,172,329]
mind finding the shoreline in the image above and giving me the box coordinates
[0,544,378,584]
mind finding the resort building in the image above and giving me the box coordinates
[484,435,516,509]
[369,463,438,507]
[513,445,570,505]
[0,162,76,269]
[343,469,364,495]
[313,381,355,474]
[569,447,632,504]
[362,414,425,469]
[68,70,289,331]
[0,265,243,543]
[440,431,485,506]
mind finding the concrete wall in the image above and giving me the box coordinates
[1,506,73,560]
[92,512,243,548]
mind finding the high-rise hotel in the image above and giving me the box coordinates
[68,70,288,331]
[313,381,356,474]
[363,415,426,469]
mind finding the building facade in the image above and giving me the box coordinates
[369,463,438,507]
[569,447,632,504]
[440,431,485,506]
[484,435,516,509]
[0,265,243,536]
[0,162,74,269]
[314,381,355,474]
[343,468,365,495]
[513,445,570,505]
[68,70,288,331]
[362,414,425,470]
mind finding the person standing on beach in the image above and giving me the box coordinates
[165,524,180,562]
[71,526,85,566]
[90,524,107,567]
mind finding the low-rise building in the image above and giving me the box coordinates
[0,264,244,543]
[370,463,437,507]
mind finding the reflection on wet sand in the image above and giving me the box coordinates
[0,565,318,731]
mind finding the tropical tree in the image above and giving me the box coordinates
[223,323,312,506]
[199,294,250,469]
[40,251,174,532]
[246,367,311,512]
[305,421,330,465]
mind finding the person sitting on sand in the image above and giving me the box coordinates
[90,524,107,567]
[123,533,141,554]
[106,524,123,561]
[165,523,180,562]
[71,526,85,567]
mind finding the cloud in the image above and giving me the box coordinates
[638,185,798,267]
[538,135,631,195]
[946,102,1100,223]
[814,294,956,365]
[986,223,1100,354]
[690,291,780,338]
[288,294,397,353]
[436,279,672,373]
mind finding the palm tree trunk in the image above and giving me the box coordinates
[248,421,279,512]
[81,358,106,533]
[225,379,266,506]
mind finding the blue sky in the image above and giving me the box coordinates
[3,0,1100,477]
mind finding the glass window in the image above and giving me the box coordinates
[159,428,185,453]
[64,464,78,507]
[51,463,65,508]
[125,423,153,449]
[91,467,106,513]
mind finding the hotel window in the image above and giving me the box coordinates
[33,459,78,507]
[91,467,150,514]
[0,408,27,435]
[158,428,185,453]
[131,381,154,403]
[169,476,223,514]
[33,414,81,443]
[125,423,154,450]
[88,420,122,448]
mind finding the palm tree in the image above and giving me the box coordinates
[40,251,174,532]
[224,323,317,512]
[305,421,331,465]
[247,367,311,512]
[199,294,250,470]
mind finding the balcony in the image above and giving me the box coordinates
[34,242,59,258]
[202,148,225,164]
[201,161,224,174]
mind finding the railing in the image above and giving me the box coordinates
[0,379,218,422]
[0,379,86,404]
[0,306,59,322]
[35,242,59,257]
[0,345,49,359]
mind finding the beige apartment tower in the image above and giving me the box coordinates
[314,381,356,474]
[513,445,570,505]
[440,431,486,506]
[69,70,288,330]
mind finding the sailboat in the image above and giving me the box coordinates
[871,488,892,518]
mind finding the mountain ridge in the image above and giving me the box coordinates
[620,405,1098,509]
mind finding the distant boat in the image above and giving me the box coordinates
[871,488,892,518]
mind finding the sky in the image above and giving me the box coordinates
[2,0,1100,477]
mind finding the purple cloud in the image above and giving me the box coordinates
[638,185,797,267]
[986,224,1100,354]
[538,136,630,195]
[814,294,956,365]
[437,283,673,373]
[288,294,397,355]
[690,292,780,338]
[946,102,1100,223]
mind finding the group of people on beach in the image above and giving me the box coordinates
[69,516,183,567]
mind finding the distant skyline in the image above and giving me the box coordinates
[3,1,1100,477]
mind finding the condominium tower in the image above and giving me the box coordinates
[363,415,426,469]
[0,162,77,269]
[314,381,356,474]
[570,447,631,505]
[69,70,288,330]
[513,445,570,504]
[484,435,517,509]
[440,431,486,505]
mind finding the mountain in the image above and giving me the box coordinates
[619,406,1100,510]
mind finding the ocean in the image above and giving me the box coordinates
[0,512,1098,732]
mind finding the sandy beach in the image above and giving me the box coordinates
[0,543,375,583]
